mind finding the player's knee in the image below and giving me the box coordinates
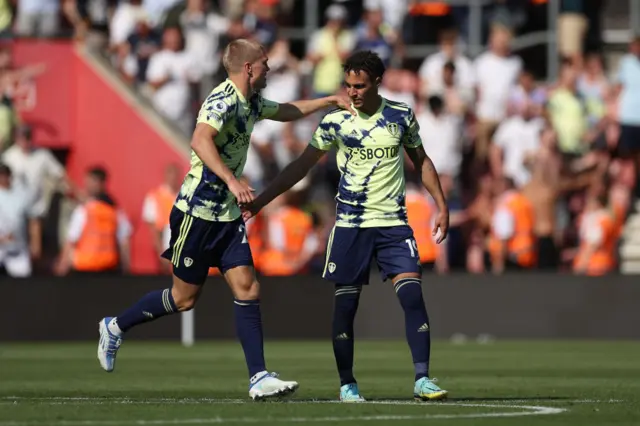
[235,278,260,301]
[171,287,198,311]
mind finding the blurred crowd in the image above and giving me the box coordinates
[1,0,638,278]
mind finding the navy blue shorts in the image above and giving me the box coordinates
[322,225,422,285]
[161,207,253,285]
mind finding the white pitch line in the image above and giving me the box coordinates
[0,396,622,405]
[0,403,566,425]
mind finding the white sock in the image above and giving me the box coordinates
[108,318,123,336]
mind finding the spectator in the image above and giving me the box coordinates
[614,37,640,200]
[508,69,546,118]
[109,0,148,55]
[465,172,494,274]
[63,0,116,49]
[473,24,522,162]
[490,101,543,188]
[0,163,39,277]
[558,0,588,63]
[0,0,13,37]
[15,0,60,38]
[143,0,181,27]
[364,0,408,32]
[578,52,609,129]
[417,95,462,181]
[379,68,416,109]
[573,187,617,276]
[354,7,397,67]
[306,4,355,98]
[141,163,181,273]
[243,0,278,48]
[55,167,132,276]
[488,176,537,274]
[121,15,162,84]
[440,61,473,117]
[547,60,589,158]
[418,29,474,99]
[405,179,439,271]
[176,0,230,101]
[257,190,319,276]
[2,124,67,221]
[145,27,201,134]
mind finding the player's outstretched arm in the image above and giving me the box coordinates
[406,145,449,243]
[191,123,255,204]
[269,95,355,122]
[242,145,326,220]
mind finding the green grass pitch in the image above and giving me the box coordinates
[1,340,639,425]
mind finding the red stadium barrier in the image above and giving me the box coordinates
[12,41,189,274]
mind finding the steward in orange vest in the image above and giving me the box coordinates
[55,167,132,276]
[573,192,618,276]
[488,178,536,272]
[142,164,182,273]
[257,191,318,276]
[406,185,438,267]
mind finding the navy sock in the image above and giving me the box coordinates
[234,299,266,378]
[332,285,361,386]
[394,278,431,382]
[116,288,178,333]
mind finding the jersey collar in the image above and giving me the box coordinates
[357,97,386,121]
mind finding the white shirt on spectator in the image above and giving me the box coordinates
[416,111,462,177]
[146,49,201,121]
[474,52,522,121]
[379,88,416,110]
[580,210,608,246]
[110,3,148,46]
[0,182,38,277]
[364,0,408,30]
[181,11,229,76]
[493,116,543,188]
[19,0,59,14]
[143,0,181,26]
[66,203,132,245]
[492,200,516,240]
[418,51,474,96]
[2,146,65,217]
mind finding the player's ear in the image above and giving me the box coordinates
[375,77,382,87]
[245,62,253,77]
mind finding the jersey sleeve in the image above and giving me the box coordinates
[310,113,339,151]
[258,96,280,120]
[402,109,422,148]
[196,93,236,132]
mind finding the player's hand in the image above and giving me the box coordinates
[240,201,262,222]
[330,95,356,115]
[228,178,255,205]
[433,208,450,244]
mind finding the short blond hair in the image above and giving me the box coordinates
[222,39,265,74]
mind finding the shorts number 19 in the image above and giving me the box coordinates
[405,238,418,258]
[238,225,248,244]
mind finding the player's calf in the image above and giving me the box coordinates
[332,284,362,388]
[393,275,431,382]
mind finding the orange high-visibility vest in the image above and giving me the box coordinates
[149,185,176,231]
[573,210,617,276]
[259,207,314,276]
[409,2,451,16]
[489,192,537,268]
[73,200,119,272]
[406,190,438,263]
